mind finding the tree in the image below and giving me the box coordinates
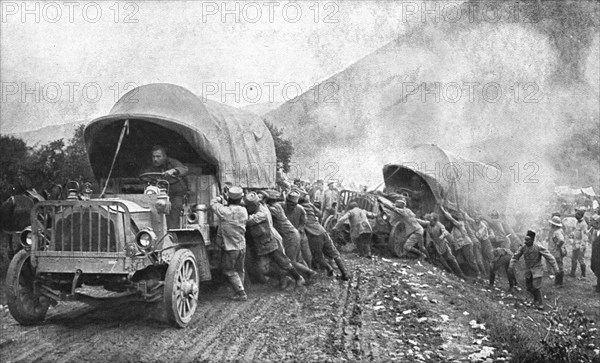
[264,120,294,173]
[0,135,32,200]
[63,125,96,188]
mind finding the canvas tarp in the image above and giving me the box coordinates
[382,144,510,216]
[580,186,597,197]
[85,83,276,189]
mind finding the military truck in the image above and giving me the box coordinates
[6,83,276,328]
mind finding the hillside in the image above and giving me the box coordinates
[264,1,600,197]
[2,120,86,147]
[241,102,284,117]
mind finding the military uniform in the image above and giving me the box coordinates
[268,201,316,279]
[146,157,188,229]
[548,226,565,286]
[335,207,373,258]
[210,189,248,301]
[389,205,427,259]
[421,219,465,279]
[590,217,600,293]
[450,223,480,277]
[321,187,339,223]
[301,201,342,272]
[283,201,312,266]
[246,199,305,287]
[489,248,516,290]
[510,241,558,308]
[475,219,494,267]
[570,218,588,278]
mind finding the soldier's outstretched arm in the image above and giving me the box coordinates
[247,209,268,226]
[539,245,559,273]
[508,246,524,270]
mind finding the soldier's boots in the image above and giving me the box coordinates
[227,273,248,301]
[554,271,564,287]
[287,267,306,287]
[292,262,317,281]
[334,257,350,281]
[279,276,294,290]
[570,264,577,278]
[295,276,306,287]
[232,291,248,301]
[324,263,335,277]
[581,264,586,278]
[533,289,544,310]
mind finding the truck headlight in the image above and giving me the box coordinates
[135,229,156,251]
[20,227,33,248]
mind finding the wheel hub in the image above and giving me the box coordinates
[181,280,198,297]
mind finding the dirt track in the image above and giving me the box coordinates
[0,249,482,363]
[2,243,598,362]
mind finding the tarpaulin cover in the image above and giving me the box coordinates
[85,83,276,189]
[580,186,596,197]
[382,144,510,216]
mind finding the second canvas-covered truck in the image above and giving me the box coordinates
[5,83,277,328]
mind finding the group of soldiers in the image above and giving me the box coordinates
[210,166,600,308]
[210,186,350,301]
[324,188,600,310]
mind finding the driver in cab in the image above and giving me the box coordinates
[145,145,189,229]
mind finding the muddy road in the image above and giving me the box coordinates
[1,245,598,362]
[0,251,480,363]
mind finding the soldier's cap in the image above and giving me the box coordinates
[526,230,536,240]
[287,191,300,203]
[228,186,243,200]
[257,190,270,200]
[262,189,282,201]
[328,181,335,185]
[348,201,359,210]
[549,216,563,227]
[244,192,259,205]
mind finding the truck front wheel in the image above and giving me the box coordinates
[6,250,49,325]
[164,249,199,328]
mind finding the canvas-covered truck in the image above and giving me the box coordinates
[382,144,518,254]
[5,83,276,328]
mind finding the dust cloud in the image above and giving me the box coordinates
[278,1,599,222]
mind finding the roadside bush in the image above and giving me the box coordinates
[541,306,598,363]
[475,310,544,363]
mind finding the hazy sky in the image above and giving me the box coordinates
[1,0,412,132]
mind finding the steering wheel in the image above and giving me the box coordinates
[138,172,180,186]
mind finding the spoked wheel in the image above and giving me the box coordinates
[323,215,337,235]
[6,250,50,325]
[164,249,199,328]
